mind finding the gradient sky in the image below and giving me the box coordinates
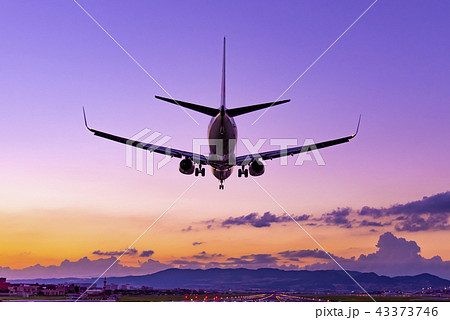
[0,1,449,278]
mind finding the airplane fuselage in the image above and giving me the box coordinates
[207,110,237,181]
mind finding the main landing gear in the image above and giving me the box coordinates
[195,165,205,177]
[219,180,224,190]
[238,166,248,178]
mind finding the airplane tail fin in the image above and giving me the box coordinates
[221,37,226,110]
[156,38,290,118]
[155,96,220,117]
[226,99,290,117]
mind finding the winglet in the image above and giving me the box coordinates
[82,107,92,131]
[352,114,361,138]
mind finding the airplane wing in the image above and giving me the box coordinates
[83,108,208,165]
[236,116,361,166]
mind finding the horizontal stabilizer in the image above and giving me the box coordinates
[155,96,220,117]
[226,99,290,117]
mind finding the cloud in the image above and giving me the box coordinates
[278,249,337,261]
[0,257,172,280]
[171,253,280,270]
[139,250,154,258]
[359,192,450,231]
[177,192,450,233]
[192,251,223,260]
[359,206,384,218]
[2,232,449,280]
[92,248,138,256]
[93,249,155,258]
[395,213,449,232]
[226,254,279,265]
[359,220,389,227]
[192,242,204,246]
[222,212,310,228]
[360,192,450,217]
[387,192,450,215]
[304,232,450,279]
[170,260,200,268]
[321,208,352,228]
[315,209,387,229]
[307,192,450,231]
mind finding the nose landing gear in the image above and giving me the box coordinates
[219,180,224,190]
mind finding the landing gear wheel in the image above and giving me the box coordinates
[238,167,249,178]
[219,181,224,190]
[195,166,206,177]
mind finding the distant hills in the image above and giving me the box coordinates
[10,268,450,292]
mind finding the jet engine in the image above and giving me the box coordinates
[179,158,195,175]
[249,160,265,176]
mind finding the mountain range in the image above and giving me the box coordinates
[9,268,450,293]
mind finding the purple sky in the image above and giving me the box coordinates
[0,1,449,276]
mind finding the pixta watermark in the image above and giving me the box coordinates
[126,128,325,175]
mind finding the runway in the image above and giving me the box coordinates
[221,293,325,302]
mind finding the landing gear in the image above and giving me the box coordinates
[238,166,248,178]
[195,165,205,177]
[219,180,224,190]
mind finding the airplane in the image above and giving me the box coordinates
[83,38,360,190]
